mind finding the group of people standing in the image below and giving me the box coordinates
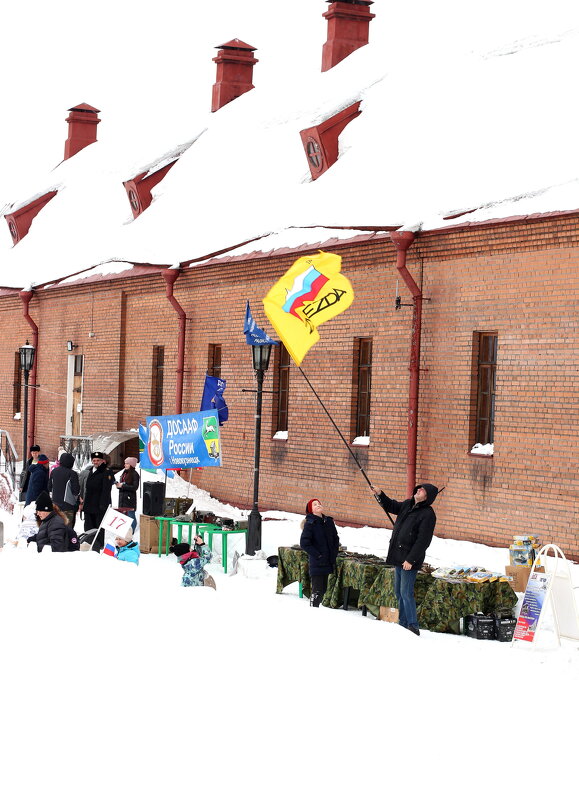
[19,445,141,561]
[300,481,439,637]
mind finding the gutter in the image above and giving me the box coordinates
[390,230,422,497]
[18,289,39,452]
[162,266,186,414]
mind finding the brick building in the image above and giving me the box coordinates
[1,2,578,555]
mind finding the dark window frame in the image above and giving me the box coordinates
[351,337,373,441]
[151,345,164,416]
[272,344,290,435]
[12,352,21,415]
[208,343,222,379]
[471,332,498,447]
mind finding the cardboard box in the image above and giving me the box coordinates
[379,606,399,623]
[505,565,544,592]
[465,613,495,639]
[139,515,161,554]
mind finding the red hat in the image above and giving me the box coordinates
[306,498,321,514]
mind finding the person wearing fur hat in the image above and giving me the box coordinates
[25,453,50,506]
[27,491,67,553]
[115,457,140,532]
[300,499,341,608]
[79,451,116,532]
[371,482,439,636]
[171,535,213,587]
[114,530,141,565]
[48,451,80,528]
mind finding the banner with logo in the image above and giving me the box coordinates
[144,411,222,470]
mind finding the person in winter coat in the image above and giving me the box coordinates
[115,457,140,532]
[79,451,116,531]
[48,452,80,528]
[19,444,40,501]
[371,482,439,636]
[299,498,341,608]
[114,530,141,565]
[27,491,67,553]
[25,454,50,506]
[171,536,213,587]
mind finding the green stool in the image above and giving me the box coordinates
[198,524,230,573]
[155,517,198,557]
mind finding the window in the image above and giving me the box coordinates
[208,344,222,379]
[151,346,164,416]
[352,338,372,440]
[473,333,497,445]
[12,352,21,415]
[273,344,290,434]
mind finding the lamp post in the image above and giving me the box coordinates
[246,342,272,555]
[19,340,36,469]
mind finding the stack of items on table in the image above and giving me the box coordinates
[432,565,517,641]
[505,535,542,591]
[432,565,514,584]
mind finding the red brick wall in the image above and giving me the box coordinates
[1,215,578,558]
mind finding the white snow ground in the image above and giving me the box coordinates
[0,472,578,800]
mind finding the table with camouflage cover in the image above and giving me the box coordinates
[276,547,517,633]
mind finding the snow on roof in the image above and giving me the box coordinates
[1,1,579,289]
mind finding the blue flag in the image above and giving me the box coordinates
[244,301,278,346]
[200,375,228,425]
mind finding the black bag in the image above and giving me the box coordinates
[64,526,80,551]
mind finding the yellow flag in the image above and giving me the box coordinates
[263,251,354,366]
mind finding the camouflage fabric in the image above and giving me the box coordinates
[276,547,517,632]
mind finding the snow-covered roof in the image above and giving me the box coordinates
[1,1,579,289]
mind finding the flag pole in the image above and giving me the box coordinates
[297,366,395,526]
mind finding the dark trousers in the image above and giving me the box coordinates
[84,512,103,532]
[310,574,329,607]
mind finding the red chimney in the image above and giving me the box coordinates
[211,39,258,112]
[64,103,101,160]
[322,1,375,72]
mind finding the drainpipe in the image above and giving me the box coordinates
[19,289,39,452]
[162,266,186,414]
[390,230,421,497]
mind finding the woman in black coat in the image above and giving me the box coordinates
[27,491,67,553]
[48,452,80,528]
[299,498,340,607]
[115,457,140,532]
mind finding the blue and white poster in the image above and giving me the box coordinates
[142,411,222,470]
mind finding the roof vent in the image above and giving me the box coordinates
[211,39,258,112]
[64,103,101,160]
[322,1,375,72]
[300,102,361,180]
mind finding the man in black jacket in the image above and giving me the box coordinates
[371,482,439,635]
[79,451,115,532]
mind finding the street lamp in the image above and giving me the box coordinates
[19,340,36,469]
[246,342,272,555]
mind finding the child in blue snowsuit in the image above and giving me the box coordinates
[172,535,212,586]
[114,533,140,565]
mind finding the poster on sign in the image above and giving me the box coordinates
[101,507,133,542]
[141,411,222,470]
[513,570,552,643]
[513,544,579,646]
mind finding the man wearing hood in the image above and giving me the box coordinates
[48,452,80,528]
[371,482,439,636]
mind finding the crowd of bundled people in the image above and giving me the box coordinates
[15,448,141,565]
